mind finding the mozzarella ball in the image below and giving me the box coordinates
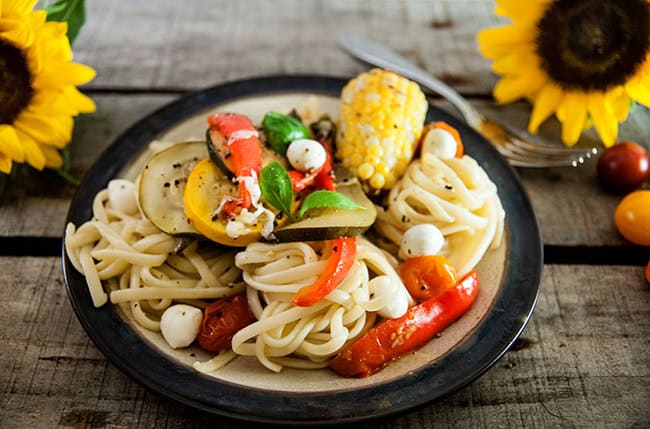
[160,304,203,349]
[400,224,445,259]
[421,128,457,159]
[107,179,138,215]
[369,276,409,319]
[286,139,327,172]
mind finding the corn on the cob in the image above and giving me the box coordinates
[337,69,427,193]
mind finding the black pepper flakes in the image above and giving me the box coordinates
[445,184,453,190]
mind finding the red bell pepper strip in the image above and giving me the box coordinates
[288,169,319,192]
[291,237,357,307]
[208,113,263,217]
[330,269,479,378]
[313,134,335,191]
[287,133,336,193]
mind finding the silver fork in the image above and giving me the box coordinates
[337,33,598,168]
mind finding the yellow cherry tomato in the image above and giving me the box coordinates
[614,190,650,246]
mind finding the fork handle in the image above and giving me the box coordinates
[337,33,483,127]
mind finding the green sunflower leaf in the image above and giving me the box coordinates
[45,0,86,45]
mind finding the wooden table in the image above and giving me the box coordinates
[2,1,649,427]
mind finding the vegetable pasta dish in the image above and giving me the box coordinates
[65,69,504,378]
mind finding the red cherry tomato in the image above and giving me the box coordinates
[401,255,457,302]
[614,190,650,246]
[597,142,649,193]
[645,260,650,284]
[197,295,255,352]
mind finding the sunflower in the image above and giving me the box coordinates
[478,0,650,147]
[0,0,95,175]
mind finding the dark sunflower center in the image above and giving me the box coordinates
[536,0,650,91]
[0,37,33,124]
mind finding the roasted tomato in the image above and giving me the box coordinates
[401,255,457,302]
[331,270,479,377]
[197,294,255,352]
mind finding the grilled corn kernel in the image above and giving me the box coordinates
[337,69,427,194]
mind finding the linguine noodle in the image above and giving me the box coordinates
[374,153,504,276]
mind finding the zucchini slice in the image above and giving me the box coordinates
[138,141,206,236]
[273,178,377,242]
[183,159,289,247]
[206,127,235,179]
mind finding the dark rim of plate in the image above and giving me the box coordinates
[61,75,542,426]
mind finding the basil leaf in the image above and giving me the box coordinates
[299,190,366,217]
[260,161,294,219]
[262,112,310,156]
[45,0,86,44]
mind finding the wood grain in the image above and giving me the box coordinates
[1,258,647,428]
[74,0,504,94]
[3,94,648,247]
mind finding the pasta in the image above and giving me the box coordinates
[231,237,410,372]
[65,185,244,331]
[374,152,505,276]
[64,77,507,377]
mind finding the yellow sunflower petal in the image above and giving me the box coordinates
[28,89,78,116]
[0,152,13,174]
[14,112,72,148]
[492,51,541,76]
[528,83,563,134]
[14,128,45,170]
[28,9,46,26]
[32,62,96,89]
[587,92,618,147]
[0,18,34,47]
[0,124,25,162]
[62,86,96,113]
[29,86,95,118]
[39,144,63,169]
[477,24,536,59]
[493,70,547,104]
[606,86,630,123]
[556,92,588,146]
[625,80,650,108]
[494,0,550,24]
[1,0,38,17]
[625,55,650,107]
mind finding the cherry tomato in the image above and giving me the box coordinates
[614,190,650,246]
[597,142,649,193]
[645,260,650,284]
[197,295,255,352]
[401,255,457,302]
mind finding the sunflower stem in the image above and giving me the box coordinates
[53,168,81,187]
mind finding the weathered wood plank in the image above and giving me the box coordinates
[1,258,647,428]
[4,94,648,247]
[74,0,504,94]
